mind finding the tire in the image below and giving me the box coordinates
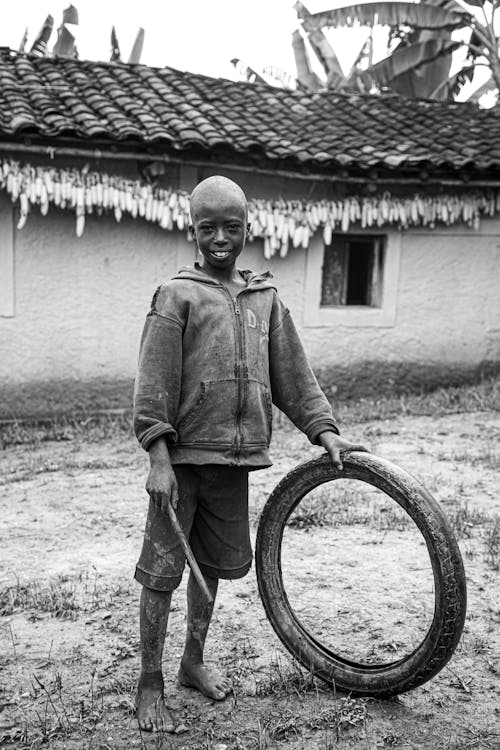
[255,451,467,697]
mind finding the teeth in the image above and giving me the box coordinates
[213,251,230,257]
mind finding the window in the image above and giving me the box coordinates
[303,231,399,327]
[321,235,384,307]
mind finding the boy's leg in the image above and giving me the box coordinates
[178,571,232,700]
[177,466,252,700]
[134,466,199,731]
[136,587,174,732]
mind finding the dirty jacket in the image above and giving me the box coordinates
[133,264,338,469]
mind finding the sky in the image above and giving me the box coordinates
[0,0,374,82]
[0,1,489,100]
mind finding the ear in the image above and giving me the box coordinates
[189,224,196,240]
[246,222,251,237]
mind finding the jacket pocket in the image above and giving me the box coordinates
[242,380,273,446]
[177,379,238,445]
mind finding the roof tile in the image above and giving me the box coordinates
[1,49,500,173]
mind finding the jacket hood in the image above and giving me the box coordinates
[173,263,277,291]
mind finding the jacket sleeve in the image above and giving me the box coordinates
[269,294,339,444]
[133,286,183,451]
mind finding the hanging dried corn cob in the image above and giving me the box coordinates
[0,158,498,253]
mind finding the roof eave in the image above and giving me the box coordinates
[2,134,500,188]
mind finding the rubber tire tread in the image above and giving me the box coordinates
[255,451,467,697]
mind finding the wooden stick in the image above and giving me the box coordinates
[164,500,213,603]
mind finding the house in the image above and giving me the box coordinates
[1,47,500,418]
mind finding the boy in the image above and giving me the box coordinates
[133,175,364,732]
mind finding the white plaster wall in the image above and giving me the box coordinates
[294,226,500,370]
[1,161,500,390]
[0,195,14,316]
[0,198,196,384]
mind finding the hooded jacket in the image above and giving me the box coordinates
[134,264,338,468]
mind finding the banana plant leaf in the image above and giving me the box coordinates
[298,2,467,31]
[423,0,465,11]
[346,35,373,80]
[295,0,365,74]
[18,27,28,52]
[306,28,346,79]
[53,25,77,57]
[262,65,297,89]
[62,5,79,25]
[291,30,323,91]
[230,58,267,83]
[295,0,346,80]
[30,15,54,56]
[389,53,453,99]
[445,64,474,98]
[128,27,144,64]
[110,26,121,61]
[462,72,495,102]
[467,29,487,57]
[353,37,459,88]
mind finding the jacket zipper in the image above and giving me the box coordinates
[223,289,246,461]
[233,295,244,461]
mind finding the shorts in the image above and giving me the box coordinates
[134,464,252,591]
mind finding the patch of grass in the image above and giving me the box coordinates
[2,375,499,449]
[0,569,106,618]
[256,654,322,698]
[258,695,369,747]
[2,454,127,485]
[464,543,477,561]
[437,449,500,469]
[248,488,270,526]
[442,725,500,750]
[336,374,500,424]
[21,670,104,748]
[102,674,137,697]
[306,695,369,737]
[286,491,338,529]
[261,708,301,742]
[483,516,500,570]
[286,487,411,532]
[141,728,176,750]
[0,412,132,449]
[448,501,492,539]
[468,634,491,656]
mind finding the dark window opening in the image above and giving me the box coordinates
[321,235,385,307]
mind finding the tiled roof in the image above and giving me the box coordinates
[1,48,500,174]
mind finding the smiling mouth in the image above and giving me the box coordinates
[210,250,232,259]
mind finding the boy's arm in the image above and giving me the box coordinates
[269,296,368,466]
[133,288,183,452]
[269,297,339,443]
[145,436,179,510]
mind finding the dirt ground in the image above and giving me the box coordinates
[1,405,499,750]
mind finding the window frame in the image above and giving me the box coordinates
[320,234,385,308]
[303,229,401,328]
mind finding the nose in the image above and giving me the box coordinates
[214,227,227,244]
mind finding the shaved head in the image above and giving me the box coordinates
[190,175,248,222]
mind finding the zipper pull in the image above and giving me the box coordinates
[233,297,241,315]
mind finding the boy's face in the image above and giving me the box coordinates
[190,197,250,272]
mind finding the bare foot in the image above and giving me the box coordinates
[178,661,232,701]
[135,672,175,733]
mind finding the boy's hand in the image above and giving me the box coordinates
[146,463,179,512]
[318,431,369,472]
[146,437,179,511]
